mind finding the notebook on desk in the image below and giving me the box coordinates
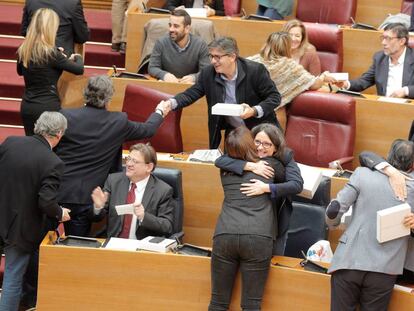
[337,89,366,98]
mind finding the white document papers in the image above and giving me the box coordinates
[187,149,222,163]
[104,238,141,251]
[138,236,177,253]
[211,103,243,116]
[377,203,411,243]
[115,203,134,216]
[184,8,207,18]
[377,96,408,104]
[329,72,349,81]
[297,163,323,199]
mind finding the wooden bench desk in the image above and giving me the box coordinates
[36,233,413,310]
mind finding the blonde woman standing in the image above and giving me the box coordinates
[17,8,84,135]
[281,19,321,76]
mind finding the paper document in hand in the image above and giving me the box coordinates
[377,203,411,243]
[211,103,243,116]
[329,73,349,81]
[184,8,207,17]
[115,203,134,216]
[104,237,142,251]
[297,163,323,199]
[138,236,177,253]
[187,149,222,163]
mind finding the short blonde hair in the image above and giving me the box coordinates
[260,32,291,61]
[17,8,59,67]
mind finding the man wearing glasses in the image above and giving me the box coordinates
[163,36,281,148]
[90,144,174,240]
[338,23,414,99]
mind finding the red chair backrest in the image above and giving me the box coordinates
[223,0,241,16]
[285,91,356,168]
[296,0,356,25]
[304,23,343,72]
[122,84,183,153]
[401,0,414,14]
[0,125,25,144]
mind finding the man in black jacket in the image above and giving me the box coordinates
[21,0,90,55]
[0,112,71,310]
[55,75,170,237]
[164,36,281,148]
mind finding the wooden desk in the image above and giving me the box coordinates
[125,12,414,83]
[157,156,350,248]
[125,12,285,72]
[36,234,413,310]
[110,77,414,168]
[353,94,414,166]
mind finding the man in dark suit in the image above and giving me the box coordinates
[91,144,174,239]
[164,36,281,148]
[55,75,170,237]
[0,112,71,310]
[21,0,90,55]
[339,23,414,99]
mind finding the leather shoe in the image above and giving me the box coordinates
[111,42,121,52]
[119,42,126,54]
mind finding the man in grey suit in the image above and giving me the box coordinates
[91,144,174,239]
[326,139,414,311]
[339,23,414,99]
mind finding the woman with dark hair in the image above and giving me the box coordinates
[215,123,303,255]
[164,0,225,16]
[209,126,285,311]
[17,8,84,135]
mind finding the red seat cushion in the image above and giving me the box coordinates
[122,84,183,153]
[401,0,414,14]
[285,91,356,168]
[304,23,343,72]
[296,0,356,25]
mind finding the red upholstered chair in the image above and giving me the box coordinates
[296,0,356,25]
[223,0,241,16]
[285,91,356,170]
[401,0,414,14]
[122,84,183,153]
[0,124,25,144]
[304,23,343,72]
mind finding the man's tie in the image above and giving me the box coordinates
[118,183,136,238]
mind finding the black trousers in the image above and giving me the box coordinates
[331,269,397,311]
[61,203,92,237]
[208,234,273,311]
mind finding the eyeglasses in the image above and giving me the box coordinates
[208,53,230,61]
[125,156,146,165]
[254,139,273,149]
[380,35,400,42]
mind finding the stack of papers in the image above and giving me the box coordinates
[138,236,177,253]
[187,149,222,163]
[211,103,243,116]
[377,203,411,243]
[104,236,177,253]
[297,163,323,199]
